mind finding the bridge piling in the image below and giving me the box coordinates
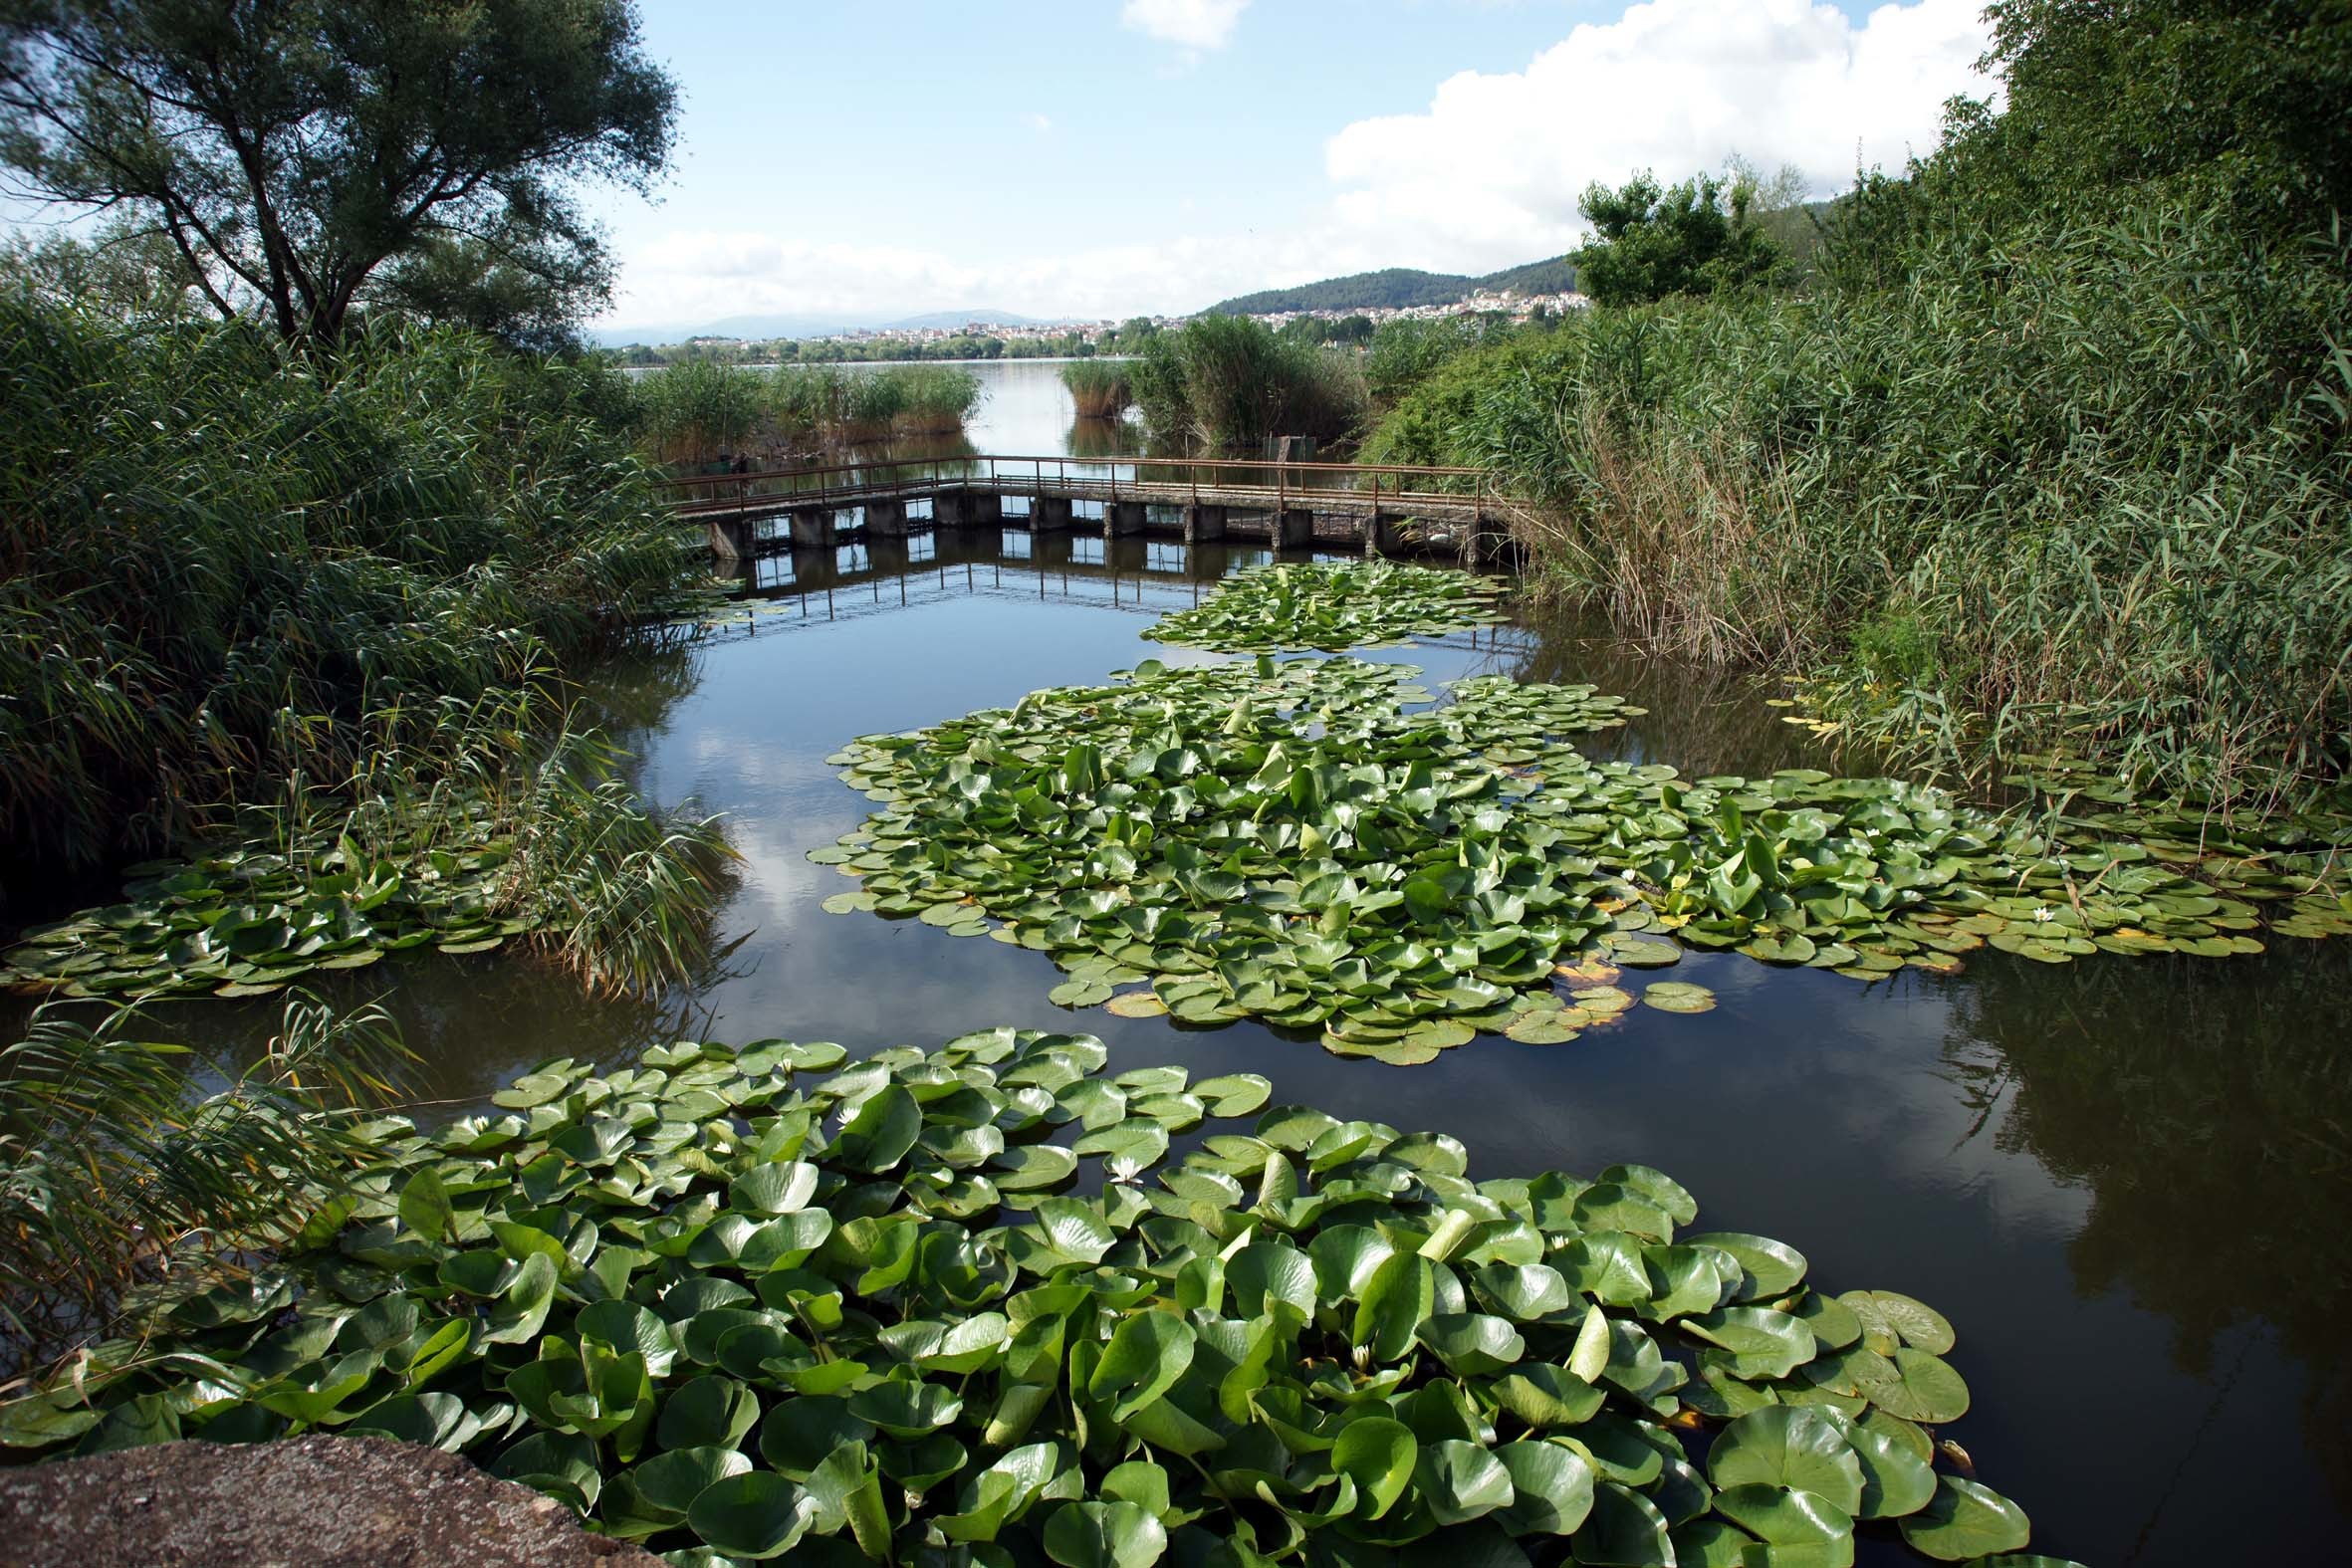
[789,509,834,549]
[1106,501,1147,538]
[1184,504,1226,544]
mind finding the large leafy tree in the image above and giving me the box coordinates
[1569,169,1786,309]
[0,0,677,342]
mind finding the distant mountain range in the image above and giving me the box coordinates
[587,308,1058,348]
[1202,256,1577,316]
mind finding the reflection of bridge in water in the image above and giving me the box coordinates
[662,453,1524,564]
[700,526,1529,668]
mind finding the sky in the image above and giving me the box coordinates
[3,0,1999,335]
[594,0,1995,335]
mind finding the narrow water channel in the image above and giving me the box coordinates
[42,364,2351,1565]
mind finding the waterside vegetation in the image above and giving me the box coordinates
[1058,359,1136,422]
[1130,316,1369,453]
[0,1023,2055,1568]
[813,646,2349,1060]
[1143,562,1507,655]
[633,360,985,466]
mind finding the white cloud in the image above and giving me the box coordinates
[597,1,1993,329]
[1324,0,1994,272]
[608,227,1394,330]
[1120,0,1250,51]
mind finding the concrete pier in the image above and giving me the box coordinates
[789,509,834,549]
[1106,500,1148,537]
[1183,504,1227,544]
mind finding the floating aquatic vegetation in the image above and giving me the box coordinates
[0,1029,2068,1567]
[1143,560,1509,654]
[812,657,2350,1058]
[2,745,733,1003]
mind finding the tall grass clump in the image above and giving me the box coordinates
[0,298,703,885]
[1363,196,2352,804]
[0,996,406,1370]
[1364,314,1519,402]
[1132,315,1367,451]
[635,361,981,461]
[1059,356,1133,419]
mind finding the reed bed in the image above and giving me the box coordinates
[634,361,981,463]
[1131,315,1368,451]
[1058,357,1134,420]
[1363,196,2352,806]
[0,299,705,884]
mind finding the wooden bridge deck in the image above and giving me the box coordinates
[658,453,1522,561]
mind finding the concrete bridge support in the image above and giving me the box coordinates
[1033,495,1074,531]
[863,498,913,536]
[1106,501,1148,538]
[1364,511,1399,559]
[790,509,835,549]
[707,515,757,560]
[1275,509,1315,550]
[1183,504,1227,544]
[936,490,1002,529]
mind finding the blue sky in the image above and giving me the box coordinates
[595,0,1993,333]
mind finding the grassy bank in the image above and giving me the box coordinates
[1365,196,2352,807]
[1131,314,1367,451]
[633,360,982,464]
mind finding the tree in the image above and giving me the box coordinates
[0,215,206,319]
[0,0,677,343]
[1569,168,1786,308]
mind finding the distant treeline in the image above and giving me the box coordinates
[1205,256,1577,316]
[611,325,1159,368]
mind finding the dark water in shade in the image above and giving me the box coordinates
[21,380,2349,1565]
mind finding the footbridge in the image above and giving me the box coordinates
[659,454,1524,563]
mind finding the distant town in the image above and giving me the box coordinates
[609,284,1591,364]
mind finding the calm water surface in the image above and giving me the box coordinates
[60,378,2352,1565]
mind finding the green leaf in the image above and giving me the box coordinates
[1706,1408,1863,1515]
[1415,1438,1516,1525]
[1352,1252,1434,1363]
[1088,1310,1196,1422]
[1330,1417,1418,1520]
[687,1470,816,1559]
[1493,1440,1596,1536]
[1044,1499,1168,1568]
[1898,1477,2032,1561]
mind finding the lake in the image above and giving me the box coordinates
[71,375,2352,1565]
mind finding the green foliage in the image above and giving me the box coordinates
[1142,561,1507,654]
[0,996,407,1366]
[812,655,2347,1053]
[0,0,678,342]
[1569,171,1786,308]
[1366,315,1521,403]
[1060,359,1134,421]
[633,361,983,464]
[1364,192,2352,803]
[1129,315,1367,451]
[0,1025,2055,1568]
[1206,255,1576,316]
[0,297,701,880]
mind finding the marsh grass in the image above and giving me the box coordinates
[1058,357,1133,419]
[0,299,699,881]
[0,996,406,1370]
[636,361,982,461]
[1131,315,1367,451]
[1365,198,2352,806]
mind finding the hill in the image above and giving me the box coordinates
[1204,256,1576,316]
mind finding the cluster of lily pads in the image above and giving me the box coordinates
[810,656,2350,1059]
[1,1029,2071,1567]
[1143,561,1508,654]
[0,811,536,1000]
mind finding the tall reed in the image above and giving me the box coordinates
[634,361,982,462]
[1059,358,1134,420]
[0,299,699,882]
[1363,196,2352,805]
[1131,316,1367,451]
